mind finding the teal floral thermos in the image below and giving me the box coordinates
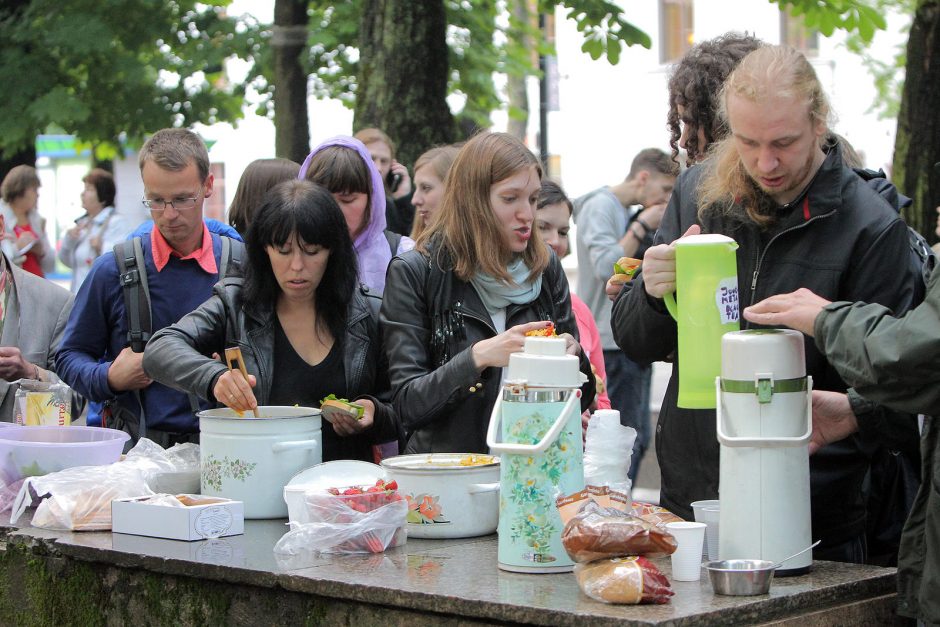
[486,336,586,573]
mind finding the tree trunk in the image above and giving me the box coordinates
[506,0,530,141]
[355,0,455,168]
[894,0,940,244]
[273,0,310,164]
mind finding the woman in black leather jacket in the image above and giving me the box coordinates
[380,132,595,454]
[144,180,400,462]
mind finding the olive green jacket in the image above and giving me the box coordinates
[815,267,940,623]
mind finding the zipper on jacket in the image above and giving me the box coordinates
[456,302,497,335]
[745,211,835,328]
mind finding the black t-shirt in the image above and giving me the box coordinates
[269,317,372,462]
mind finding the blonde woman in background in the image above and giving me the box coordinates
[409,145,459,241]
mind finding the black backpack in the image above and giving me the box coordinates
[853,167,937,289]
[113,235,244,353]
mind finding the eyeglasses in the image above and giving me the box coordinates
[141,197,199,211]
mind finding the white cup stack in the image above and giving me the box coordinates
[665,521,707,581]
[691,499,721,560]
[583,409,637,493]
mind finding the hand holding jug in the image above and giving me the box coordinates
[658,229,740,409]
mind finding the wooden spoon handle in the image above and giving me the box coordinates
[224,347,259,418]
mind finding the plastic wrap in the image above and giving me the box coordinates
[9,438,199,530]
[274,488,407,555]
[574,556,673,604]
[632,501,685,529]
[14,379,73,425]
[20,463,151,530]
[561,500,677,562]
[583,410,636,498]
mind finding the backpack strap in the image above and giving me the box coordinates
[219,235,230,279]
[113,237,152,353]
[218,236,244,280]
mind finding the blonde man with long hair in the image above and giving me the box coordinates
[610,45,922,564]
[381,131,595,455]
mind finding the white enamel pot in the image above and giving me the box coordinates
[380,453,500,539]
[198,406,321,519]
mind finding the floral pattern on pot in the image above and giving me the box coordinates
[405,493,451,525]
[202,454,258,491]
[504,409,574,558]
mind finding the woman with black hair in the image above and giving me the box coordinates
[144,179,400,462]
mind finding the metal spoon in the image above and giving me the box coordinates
[772,540,822,569]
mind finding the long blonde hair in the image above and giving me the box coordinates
[697,45,831,225]
[409,145,460,241]
[417,132,548,282]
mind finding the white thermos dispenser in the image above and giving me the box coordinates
[716,329,814,574]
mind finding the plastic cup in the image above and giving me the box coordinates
[666,521,706,582]
[699,507,720,561]
[691,499,720,559]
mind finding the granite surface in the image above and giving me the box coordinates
[0,519,897,626]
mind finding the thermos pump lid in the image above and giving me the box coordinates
[505,337,585,389]
[721,329,806,381]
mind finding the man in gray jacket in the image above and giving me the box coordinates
[573,148,676,479]
[0,212,74,422]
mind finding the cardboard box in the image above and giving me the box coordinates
[111,495,244,541]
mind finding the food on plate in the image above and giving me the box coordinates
[574,556,673,604]
[525,323,557,337]
[320,394,365,422]
[420,454,496,467]
[561,500,678,562]
[458,454,494,466]
[610,257,641,284]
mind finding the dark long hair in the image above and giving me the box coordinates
[242,180,358,341]
[666,32,764,166]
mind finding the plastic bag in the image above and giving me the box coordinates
[561,500,677,562]
[274,488,407,555]
[583,410,636,498]
[14,379,73,425]
[14,462,151,530]
[9,438,198,530]
[574,556,673,604]
[631,501,684,529]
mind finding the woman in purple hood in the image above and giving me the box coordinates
[300,136,414,294]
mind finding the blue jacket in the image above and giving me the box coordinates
[56,233,230,433]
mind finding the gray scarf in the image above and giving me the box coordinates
[470,257,542,315]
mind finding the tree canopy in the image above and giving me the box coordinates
[0,0,263,163]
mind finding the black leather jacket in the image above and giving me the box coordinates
[143,278,401,452]
[380,243,595,454]
[612,143,921,551]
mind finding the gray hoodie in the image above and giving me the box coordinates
[573,187,633,350]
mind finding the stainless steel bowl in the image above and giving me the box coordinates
[704,559,776,595]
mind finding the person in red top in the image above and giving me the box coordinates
[0,165,55,278]
[536,180,612,413]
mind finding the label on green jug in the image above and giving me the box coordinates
[716,277,739,325]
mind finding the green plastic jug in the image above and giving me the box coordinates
[663,233,740,409]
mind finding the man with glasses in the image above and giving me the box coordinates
[56,128,242,446]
